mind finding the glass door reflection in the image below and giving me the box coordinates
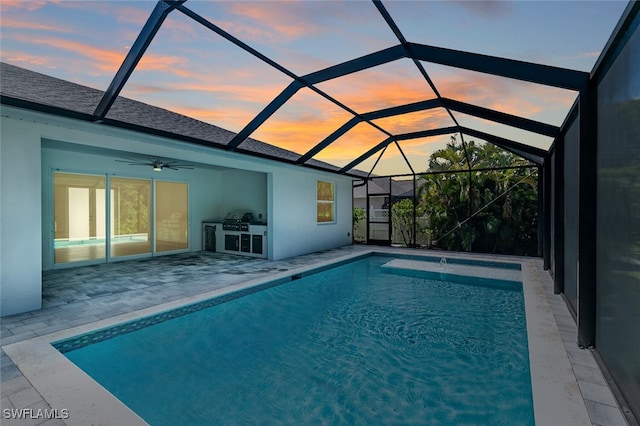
[53,172,106,264]
[110,177,151,257]
[155,181,188,252]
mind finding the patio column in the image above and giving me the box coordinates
[542,157,552,270]
[537,165,544,258]
[577,80,598,348]
[553,135,565,295]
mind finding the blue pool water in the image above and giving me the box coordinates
[58,255,533,425]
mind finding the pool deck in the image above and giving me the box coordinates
[1,246,630,425]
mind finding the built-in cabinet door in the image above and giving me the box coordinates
[225,234,239,251]
[240,234,251,252]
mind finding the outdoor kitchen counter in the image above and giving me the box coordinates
[205,223,268,259]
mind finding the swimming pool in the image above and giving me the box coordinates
[55,255,534,425]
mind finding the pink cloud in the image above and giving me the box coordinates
[0,0,59,12]
[113,6,153,27]
[0,50,58,69]
[223,2,321,41]
[427,68,574,121]
[450,1,513,19]
[0,17,71,32]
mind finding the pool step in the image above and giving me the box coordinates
[381,259,522,289]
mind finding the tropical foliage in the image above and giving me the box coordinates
[114,185,150,236]
[353,207,366,242]
[391,199,420,247]
[410,137,539,255]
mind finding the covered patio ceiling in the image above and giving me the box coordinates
[0,0,628,177]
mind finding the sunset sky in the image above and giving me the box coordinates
[0,0,629,175]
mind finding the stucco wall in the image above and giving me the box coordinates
[270,169,352,260]
[220,169,267,222]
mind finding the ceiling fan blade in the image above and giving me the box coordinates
[116,157,194,169]
[116,159,150,165]
[164,161,194,169]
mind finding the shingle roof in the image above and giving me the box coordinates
[0,62,365,177]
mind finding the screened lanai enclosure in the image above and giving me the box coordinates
[352,146,541,256]
[1,0,639,422]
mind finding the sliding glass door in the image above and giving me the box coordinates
[110,177,151,258]
[53,172,189,266]
[53,172,107,264]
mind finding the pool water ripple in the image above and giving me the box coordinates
[61,256,533,425]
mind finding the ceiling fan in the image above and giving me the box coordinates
[116,157,194,171]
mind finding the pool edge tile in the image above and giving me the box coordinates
[521,261,592,426]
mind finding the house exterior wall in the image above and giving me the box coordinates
[0,106,353,316]
[270,169,352,260]
[220,169,267,222]
[0,117,42,316]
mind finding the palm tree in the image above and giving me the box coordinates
[417,137,539,255]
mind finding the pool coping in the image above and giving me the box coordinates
[3,248,590,425]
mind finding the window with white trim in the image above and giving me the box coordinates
[316,181,335,223]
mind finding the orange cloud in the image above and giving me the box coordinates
[11,34,124,72]
[11,34,189,76]
[251,93,356,156]
[401,136,454,156]
[373,109,453,135]
[318,61,439,113]
[246,99,452,165]
[312,122,389,164]
[137,54,190,76]
[165,80,287,106]
[350,134,456,175]
[130,83,351,154]
[530,84,576,109]
[160,104,257,135]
